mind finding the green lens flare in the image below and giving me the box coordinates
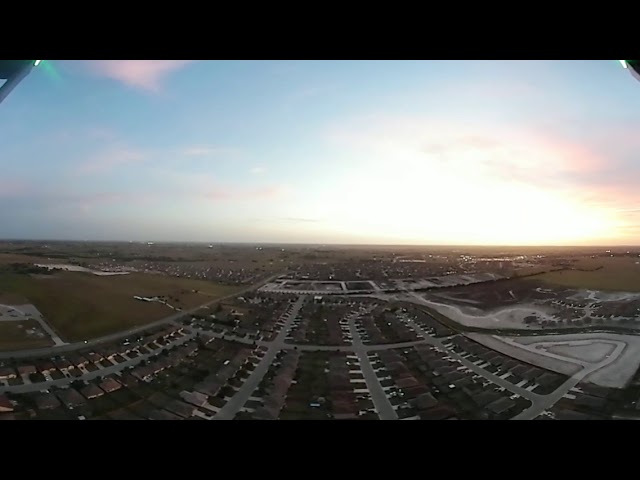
[34,60,42,66]
[38,60,63,85]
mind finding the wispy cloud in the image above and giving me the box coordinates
[71,191,158,213]
[144,169,287,204]
[282,217,320,223]
[83,60,194,92]
[77,147,148,175]
[327,114,609,185]
[205,185,284,202]
[250,166,266,175]
[0,180,31,198]
[182,146,241,157]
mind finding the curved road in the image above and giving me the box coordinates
[2,275,625,420]
[0,273,283,360]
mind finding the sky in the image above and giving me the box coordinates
[1,59,640,245]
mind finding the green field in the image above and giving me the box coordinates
[0,272,241,342]
[536,257,640,292]
[0,320,54,351]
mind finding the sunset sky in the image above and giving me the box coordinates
[1,60,639,245]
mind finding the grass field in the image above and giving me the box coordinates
[0,292,29,304]
[0,253,56,264]
[536,257,640,292]
[0,272,241,342]
[0,320,54,351]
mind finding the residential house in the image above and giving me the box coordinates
[17,365,36,376]
[67,353,89,368]
[148,392,173,409]
[180,391,209,408]
[253,406,279,420]
[194,378,223,397]
[56,388,88,408]
[34,392,62,410]
[0,367,17,380]
[473,390,502,408]
[411,393,438,410]
[53,358,73,371]
[99,377,122,394]
[419,405,456,420]
[108,409,144,420]
[35,361,56,374]
[0,394,14,413]
[486,397,516,416]
[80,384,105,400]
[147,409,182,420]
[164,399,196,419]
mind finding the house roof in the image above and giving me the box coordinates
[147,409,183,420]
[99,377,122,393]
[148,392,173,409]
[165,399,196,418]
[396,376,420,389]
[486,397,515,415]
[80,384,105,399]
[0,394,13,412]
[35,392,62,410]
[473,390,502,407]
[118,373,140,388]
[554,408,600,420]
[537,372,561,386]
[253,406,279,420]
[195,378,223,397]
[17,365,37,375]
[574,394,607,409]
[180,390,209,407]
[57,388,87,407]
[419,405,456,420]
[509,365,529,376]
[53,358,73,370]
[108,409,144,420]
[0,367,16,377]
[411,393,438,410]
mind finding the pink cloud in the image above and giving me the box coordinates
[181,146,242,157]
[328,114,609,182]
[0,180,31,198]
[77,147,148,175]
[74,192,160,213]
[83,60,193,92]
[205,185,285,202]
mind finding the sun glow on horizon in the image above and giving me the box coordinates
[317,120,625,245]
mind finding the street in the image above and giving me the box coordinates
[0,272,283,360]
[213,296,307,420]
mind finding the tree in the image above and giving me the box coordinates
[71,380,84,390]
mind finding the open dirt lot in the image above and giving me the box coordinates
[0,253,58,265]
[414,294,556,330]
[546,342,616,362]
[433,278,558,310]
[414,276,640,331]
[0,272,239,342]
[0,320,54,351]
[469,332,640,389]
[536,256,640,292]
[467,333,583,377]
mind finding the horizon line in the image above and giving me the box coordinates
[1,238,640,249]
